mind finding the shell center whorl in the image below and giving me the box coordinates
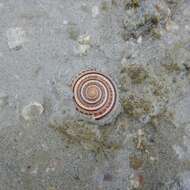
[85,85,100,100]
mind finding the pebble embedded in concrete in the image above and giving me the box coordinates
[6,27,26,50]
[74,34,91,56]
[0,0,190,189]
[137,36,142,44]
[92,6,99,18]
[78,34,91,45]
[21,102,44,121]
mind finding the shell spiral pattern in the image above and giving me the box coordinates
[72,70,117,120]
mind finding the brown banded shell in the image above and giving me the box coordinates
[72,70,117,120]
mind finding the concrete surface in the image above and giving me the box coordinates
[0,0,190,190]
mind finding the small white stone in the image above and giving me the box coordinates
[63,20,68,25]
[30,167,38,175]
[78,34,91,45]
[92,6,99,18]
[46,166,55,173]
[21,102,44,121]
[149,156,158,161]
[18,132,23,136]
[167,8,171,17]
[79,44,90,56]
[137,36,142,44]
[73,34,91,56]
[121,57,127,66]
[137,129,144,136]
[76,34,91,56]
[130,174,140,189]
[6,27,26,50]
[41,143,49,151]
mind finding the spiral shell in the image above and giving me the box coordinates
[72,70,117,120]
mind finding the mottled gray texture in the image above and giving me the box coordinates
[0,0,190,190]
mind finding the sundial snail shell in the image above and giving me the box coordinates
[72,70,117,120]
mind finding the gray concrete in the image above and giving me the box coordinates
[0,0,190,190]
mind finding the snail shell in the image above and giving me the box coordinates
[72,70,117,120]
